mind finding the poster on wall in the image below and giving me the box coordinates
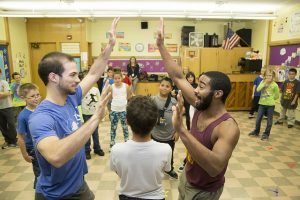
[106,32,124,39]
[289,10,300,36]
[296,68,300,80]
[61,43,80,54]
[73,57,81,72]
[119,42,131,52]
[0,45,10,81]
[148,44,159,52]
[277,69,286,82]
[153,32,172,39]
[166,44,178,53]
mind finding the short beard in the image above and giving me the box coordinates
[195,91,214,111]
[59,83,76,95]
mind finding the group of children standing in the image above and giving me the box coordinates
[249,68,299,141]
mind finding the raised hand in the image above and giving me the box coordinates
[95,81,111,120]
[108,17,120,47]
[156,17,165,47]
[172,90,185,133]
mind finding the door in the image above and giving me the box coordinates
[30,43,57,99]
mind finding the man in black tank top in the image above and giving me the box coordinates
[156,18,240,200]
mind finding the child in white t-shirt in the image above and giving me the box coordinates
[110,95,171,200]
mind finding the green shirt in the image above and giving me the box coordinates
[257,81,279,106]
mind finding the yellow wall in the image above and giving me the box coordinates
[0,17,6,41]
[8,18,31,82]
[246,20,269,66]
[89,18,246,57]
[271,3,300,42]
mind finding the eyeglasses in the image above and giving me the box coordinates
[26,94,41,99]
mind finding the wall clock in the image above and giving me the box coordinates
[135,43,144,52]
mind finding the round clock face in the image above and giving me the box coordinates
[135,43,144,52]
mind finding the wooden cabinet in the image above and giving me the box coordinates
[181,47,201,78]
[200,48,218,72]
[181,47,252,74]
[135,82,160,96]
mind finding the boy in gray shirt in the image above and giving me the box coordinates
[151,77,179,179]
[0,68,18,149]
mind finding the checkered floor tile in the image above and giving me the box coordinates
[0,111,299,200]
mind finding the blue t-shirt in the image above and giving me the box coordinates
[102,77,114,89]
[17,108,34,150]
[253,75,263,97]
[29,86,87,199]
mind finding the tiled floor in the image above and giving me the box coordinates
[0,111,300,200]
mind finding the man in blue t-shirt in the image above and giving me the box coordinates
[249,68,265,118]
[29,17,119,200]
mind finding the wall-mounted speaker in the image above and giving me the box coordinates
[236,28,252,47]
[141,22,148,29]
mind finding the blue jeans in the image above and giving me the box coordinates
[83,115,102,153]
[254,105,275,136]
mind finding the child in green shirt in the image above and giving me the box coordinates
[249,70,280,141]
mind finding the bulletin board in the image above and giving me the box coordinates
[0,45,10,81]
[73,57,81,72]
[269,44,300,66]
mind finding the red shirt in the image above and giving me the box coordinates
[123,75,131,86]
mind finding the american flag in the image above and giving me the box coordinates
[222,28,240,49]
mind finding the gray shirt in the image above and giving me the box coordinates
[0,80,12,109]
[151,95,177,141]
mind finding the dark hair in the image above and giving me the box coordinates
[289,68,297,74]
[126,96,158,136]
[113,67,122,75]
[202,71,231,103]
[129,56,137,65]
[185,71,196,84]
[12,72,20,79]
[160,77,173,86]
[38,52,74,85]
[18,83,39,97]
[107,67,113,72]
[78,70,88,81]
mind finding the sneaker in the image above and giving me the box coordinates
[261,134,269,141]
[86,152,91,160]
[288,125,294,128]
[263,116,268,119]
[165,170,178,180]
[248,131,259,137]
[178,165,185,173]
[248,114,254,119]
[274,121,283,125]
[8,143,18,148]
[1,142,9,149]
[95,150,105,156]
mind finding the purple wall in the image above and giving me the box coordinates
[107,59,171,72]
[269,44,300,66]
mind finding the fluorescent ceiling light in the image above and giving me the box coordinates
[0,0,281,19]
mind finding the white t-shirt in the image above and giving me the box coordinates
[81,87,100,115]
[0,80,12,109]
[111,83,127,112]
[110,140,172,199]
